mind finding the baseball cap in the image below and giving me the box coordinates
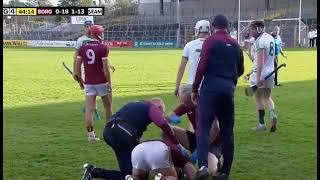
[212,15,228,29]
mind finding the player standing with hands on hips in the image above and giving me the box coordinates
[248,21,278,132]
[73,25,113,142]
[191,14,244,180]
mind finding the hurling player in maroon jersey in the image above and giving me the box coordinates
[73,25,113,143]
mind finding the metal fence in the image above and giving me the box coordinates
[3,0,317,47]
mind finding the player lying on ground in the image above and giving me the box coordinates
[165,84,223,177]
[81,98,189,180]
[73,25,113,142]
[162,121,223,179]
[248,21,278,132]
[128,139,221,180]
[174,19,211,132]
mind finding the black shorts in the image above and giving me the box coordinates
[186,130,197,153]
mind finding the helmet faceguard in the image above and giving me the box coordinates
[194,20,211,37]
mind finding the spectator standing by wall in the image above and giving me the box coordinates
[308,28,315,47]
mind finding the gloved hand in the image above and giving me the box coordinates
[190,149,198,164]
[177,144,190,158]
[168,114,181,124]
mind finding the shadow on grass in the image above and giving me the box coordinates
[3,79,316,180]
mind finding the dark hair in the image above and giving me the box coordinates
[212,14,229,29]
[249,21,264,28]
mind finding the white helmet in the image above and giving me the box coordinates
[195,20,211,37]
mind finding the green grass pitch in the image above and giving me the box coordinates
[3,47,317,180]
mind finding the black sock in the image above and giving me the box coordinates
[87,126,93,132]
[258,109,265,125]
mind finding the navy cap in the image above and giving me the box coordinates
[84,20,93,26]
[212,14,228,29]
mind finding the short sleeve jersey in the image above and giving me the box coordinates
[182,38,206,84]
[75,35,92,50]
[251,32,275,78]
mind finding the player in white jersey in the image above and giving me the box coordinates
[174,20,210,132]
[248,21,278,132]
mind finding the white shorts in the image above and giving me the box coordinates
[131,141,173,172]
[249,73,274,89]
[84,83,111,96]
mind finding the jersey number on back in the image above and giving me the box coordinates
[86,49,95,64]
[269,42,274,56]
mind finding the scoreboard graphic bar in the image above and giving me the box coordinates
[3,7,104,16]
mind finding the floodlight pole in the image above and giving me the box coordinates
[176,0,181,48]
[298,0,302,45]
[237,0,241,41]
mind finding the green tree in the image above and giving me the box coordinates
[24,0,53,6]
[79,0,93,6]
[8,0,26,7]
[57,0,92,6]
[57,0,80,6]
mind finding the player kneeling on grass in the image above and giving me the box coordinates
[81,98,189,180]
[73,25,113,142]
[129,140,180,180]
[127,138,220,180]
[248,21,278,132]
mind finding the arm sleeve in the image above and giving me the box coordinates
[148,104,179,144]
[257,37,267,50]
[192,39,211,93]
[101,45,110,59]
[77,47,83,61]
[279,37,283,51]
[75,37,82,50]
[182,43,189,59]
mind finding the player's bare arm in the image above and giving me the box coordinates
[280,48,287,58]
[102,58,111,87]
[73,56,84,86]
[109,61,115,72]
[256,49,265,87]
[175,57,188,96]
[73,50,79,80]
